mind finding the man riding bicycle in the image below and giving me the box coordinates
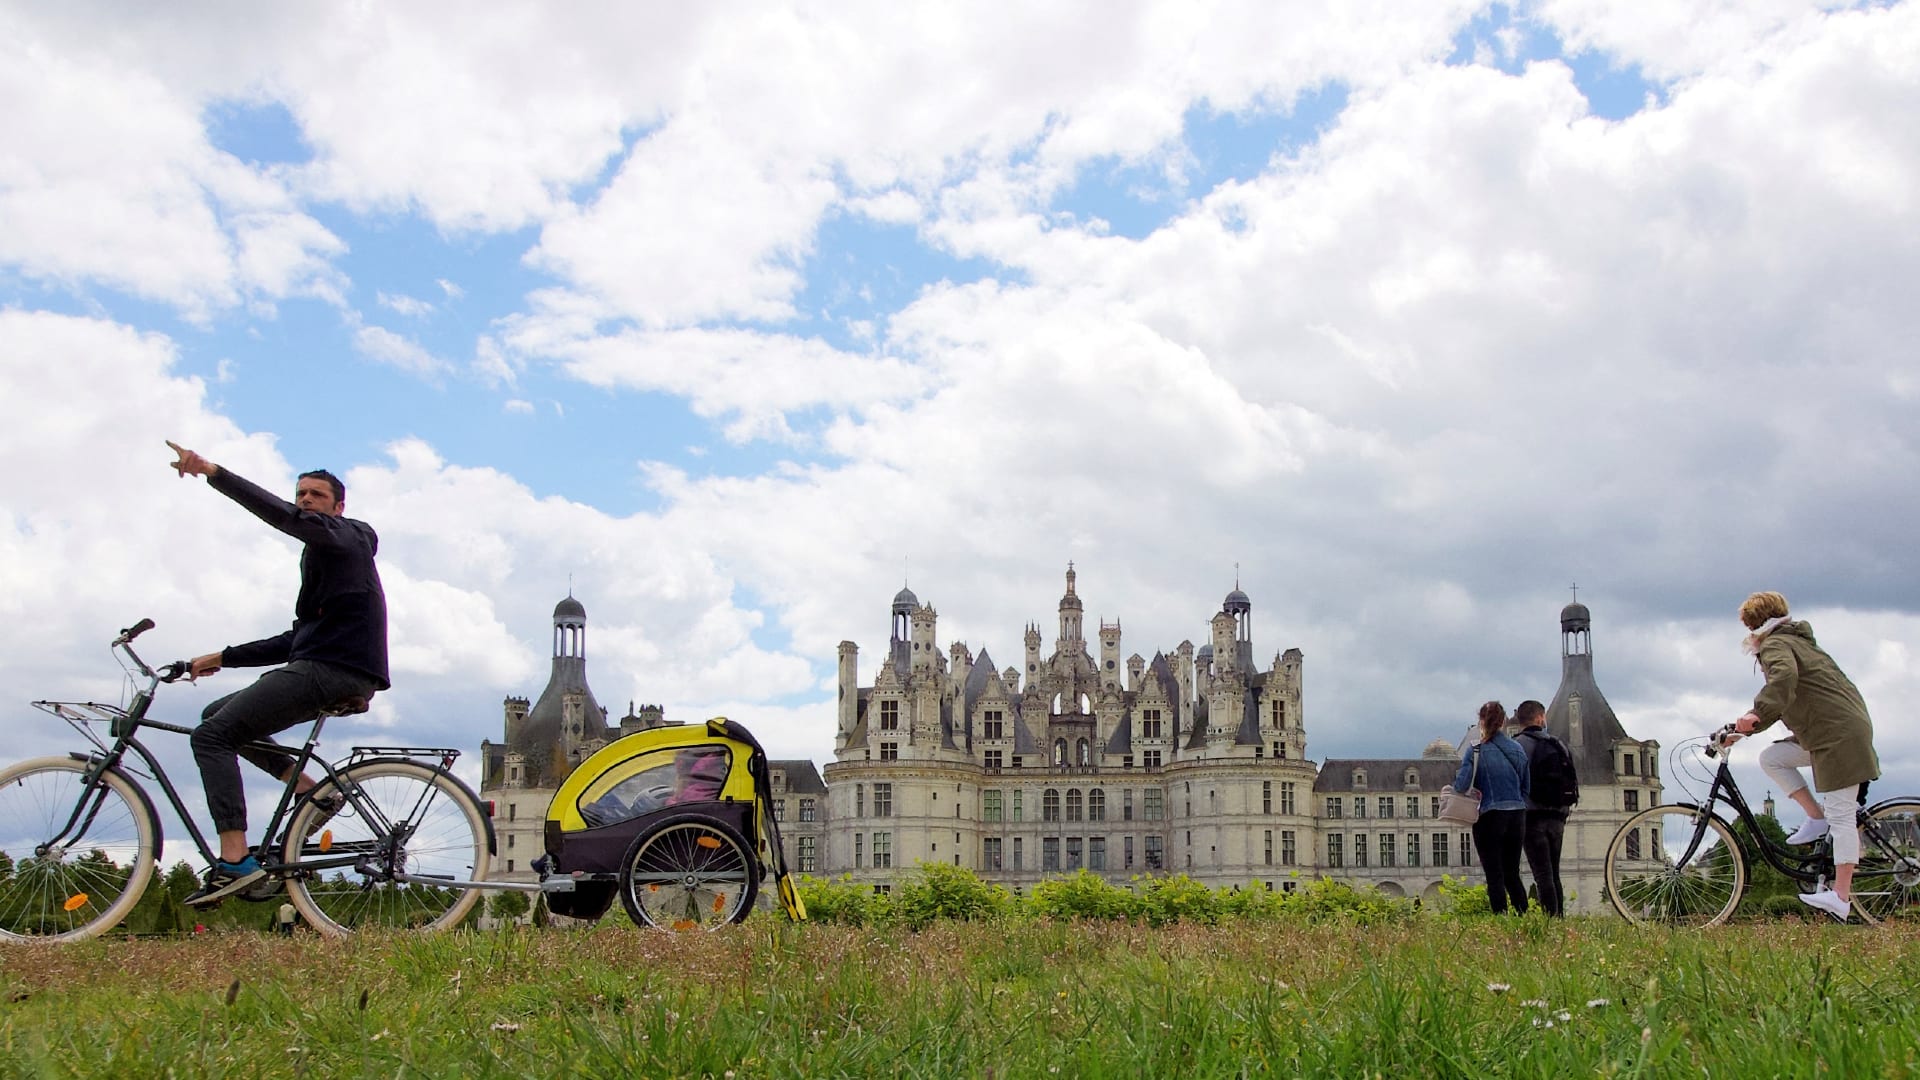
[166,441,390,906]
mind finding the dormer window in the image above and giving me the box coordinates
[1352,769,1367,790]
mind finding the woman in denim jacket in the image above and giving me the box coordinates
[1452,701,1532,914]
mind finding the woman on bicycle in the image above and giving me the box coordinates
[1454,701,1531,915]
[1733,591,1880,920]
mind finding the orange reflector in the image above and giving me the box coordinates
[648,883,659,892]
[319,830,333,852]
[695,836,721,850]
[63,893,90,912]
[712,894,726,913]
[673,919,697,931]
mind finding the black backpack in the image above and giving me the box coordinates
[1521,728,1579,809]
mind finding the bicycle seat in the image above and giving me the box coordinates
[322,696,371,717]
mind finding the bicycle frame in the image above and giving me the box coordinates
[31,630,452,884]
[1683,750,1837,887]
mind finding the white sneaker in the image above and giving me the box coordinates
[1799,889,1850,921]
[1786,818,1830,845]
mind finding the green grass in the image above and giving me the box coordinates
[2,916,1916,1077]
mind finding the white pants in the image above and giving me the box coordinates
[1758,740,1861,864]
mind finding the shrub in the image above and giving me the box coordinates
[1283,876,1413,925]
[893,863,1014,929]
[1028,869,1140,922]
[1434,874,1491,917]
[1756,894,1811,921]
[1136,873,1221,926]
[797,874,894,927]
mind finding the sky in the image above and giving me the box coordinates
[3,0,1918,860]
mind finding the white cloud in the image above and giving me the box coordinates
[503,399,534,414]
[377,291,436,318]
[436,278,465,299]
[352,322,452,380]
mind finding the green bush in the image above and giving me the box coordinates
[796,874,894,927]
[893,862,1014,929]
[1434,874,1491,917]
[1283,876,1413,925]
[1136,873,1221,926]
[1756,894,1811,921]
[1029,869,1140,922]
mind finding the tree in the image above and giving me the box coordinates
[489,889,530,924]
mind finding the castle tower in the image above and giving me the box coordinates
[1099,620,1122,691]
[507,595,611,787]
[1057,563,1084,654]
[837,640,860,749]
[890,586,918,672]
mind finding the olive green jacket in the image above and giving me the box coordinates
[1750,620,1880,792]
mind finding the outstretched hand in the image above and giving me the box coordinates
[166,440,218,479]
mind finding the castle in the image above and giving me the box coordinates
[822,567,1662,912]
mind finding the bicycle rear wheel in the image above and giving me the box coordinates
[281,760,489,937]
[0,757,158,943]
[618,813,758,931]
[1853,800,1920,925]
[1606,805,1745,928]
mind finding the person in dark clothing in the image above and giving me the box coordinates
[1515,699,1576,917]
[1453,700,1530,915]
[166,441,390,906]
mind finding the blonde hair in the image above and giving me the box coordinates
[1739,591,1790,630]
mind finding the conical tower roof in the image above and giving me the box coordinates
[1544,600,1631,785]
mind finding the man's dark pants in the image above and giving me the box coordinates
[1523,809,1568,917]
[190,660,377,835]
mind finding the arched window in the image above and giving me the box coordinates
[1054,739,1068,765]
[1043,788,1061,822]
[1077,738,1090,765]
[1352,769,1368,790]
[1089,788,1106,821]
[1405,769,1419,787]
[1066,789,1083,821]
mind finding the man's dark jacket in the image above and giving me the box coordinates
[211,469,390,689]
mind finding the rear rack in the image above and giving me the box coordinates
[348,745,463,769]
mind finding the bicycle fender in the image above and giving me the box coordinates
[56,752,166,860]
[336,755,497,857]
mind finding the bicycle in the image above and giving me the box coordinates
[1604,724,1920,927]
[0,618,495,942]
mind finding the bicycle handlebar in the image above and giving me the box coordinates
[114,618,155,646]
[1705,724,1742,758]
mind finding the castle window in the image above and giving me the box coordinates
[1405,796,1420,819]
[1123,789,1134,820]
[1144,789,1164,820]
[880,742,899,761]
[1326,796,1343,819]
[1043,789,1061,822]
[855,784,864,817]
[1066,789,1083,821]
[1089,836,1106,870]
[1264,830,1273,866]
[800,798,816,822]
[880,700,900,731]
[1089,789,1106,821]
[984,790,1003,822]
[1272,701,1286,730]
[874,783,893,818]
[983,711,1005,740]
[1326,834,1343,868]
[873,832,892,869]
[1141,710,1164,740]
[1353,798,1368,820]
[1432,832,1449,867]
[1054,739,1067,765]
[1263,781,1272,814]
[854,833,863,868]
[1405,769,1419,787]
[1354,834,1368,868]
[797,835,816,873]
[1379,833,1396,867]
[1281,830,1296,866]
[1406,833,1421,868]
[1624,789,1639,812]
[1143,750,1162,769]
[1282,782,1296,815]
[1043,837,1060,871]
[1378,797,1394,819]
[984,837,1002,869]
[1013,837,1023,870]
[1352,769,1367,790]
[1013,790,1023,821]
[1066,837,1083,870]
[1624,752,1636,775]
[774,799,786,821]
[1145,835,1164,870]
[1077,739,1090,766]
[985,750,1003,770]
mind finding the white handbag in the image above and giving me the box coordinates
[1436,746,1482,825]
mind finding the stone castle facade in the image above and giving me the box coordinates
[823,568,1662,913]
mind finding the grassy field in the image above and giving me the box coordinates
[1,914,1915,1078]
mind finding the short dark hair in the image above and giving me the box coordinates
[1516,700,1546,726]
[299,469,345,504]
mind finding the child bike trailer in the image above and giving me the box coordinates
[534,716,806,931]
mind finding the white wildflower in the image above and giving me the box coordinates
[1521,998,1548,1009]
[1587,999,1610,1009]
[1487,982,1511,993]
[491,1022,520,1033]
[1556,1011,1572,1022]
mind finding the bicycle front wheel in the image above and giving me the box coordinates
[282,760,489,938]
[1853,800,1920,924]
[0,757,158,943]
[1606,804,1745,928]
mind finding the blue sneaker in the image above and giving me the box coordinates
[185,855,267,907]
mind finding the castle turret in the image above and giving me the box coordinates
[1056,563,1084,655]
